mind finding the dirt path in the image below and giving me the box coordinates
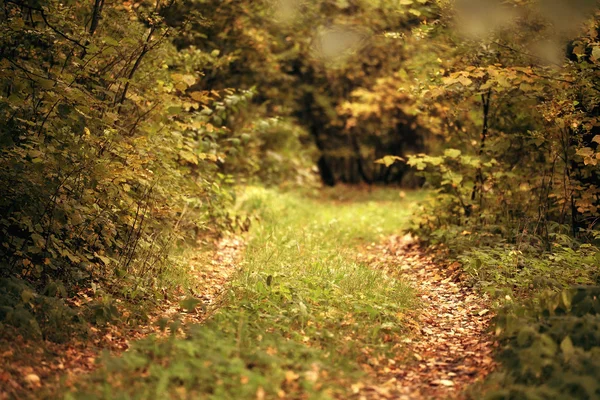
[356,235,497,399]
[166,235,245,325]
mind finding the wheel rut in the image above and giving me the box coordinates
[354,235,497,399]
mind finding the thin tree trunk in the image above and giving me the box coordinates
[350,132,372,184]
[80,0,104,59]
[471,89,492,203]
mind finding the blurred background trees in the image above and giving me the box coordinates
[163,0,438,186]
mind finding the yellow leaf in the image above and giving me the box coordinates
[175,82,188,92]
[190,91,209,103]
[23,374,40,386]
[182,74,196,86]
[576,147,594,157]
[375,155,405,167]
[351,382,365,393]
[285,370,299,383]
[457,76,473,86]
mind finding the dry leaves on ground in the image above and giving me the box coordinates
[354,235,497,400]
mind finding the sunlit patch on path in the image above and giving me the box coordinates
[354,235,497,399]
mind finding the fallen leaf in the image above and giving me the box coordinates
[285,370,299,383]
[23,374,40,386]
[256,386,265,400]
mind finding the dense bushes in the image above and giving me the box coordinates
[396,2,600,398]
[0,0,310,339]
[481,287,600,399]
[164,0,440,186]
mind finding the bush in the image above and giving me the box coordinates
[0,277,86,342]
[482,287,600,400]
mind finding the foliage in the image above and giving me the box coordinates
[461,243,599,297]
[164,0,441,186]
[3,0,600,395]
[406,0,600,241]
[225,116,318,187]
[394,2,600,397]
[0,277,86,342]
[478,287,600,400]
[0,0,298,340]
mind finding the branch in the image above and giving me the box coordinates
[39,10,86,49]
[5,0,87,49]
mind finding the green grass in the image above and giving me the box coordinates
[64,187,421,400]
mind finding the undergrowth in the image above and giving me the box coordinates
[477,287,600,400]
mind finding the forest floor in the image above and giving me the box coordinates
[2,187,496,399]
[353,234,496,399]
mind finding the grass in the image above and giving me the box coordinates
[64,187,422,399]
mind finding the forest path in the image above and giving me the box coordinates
[55,187,496,399]
[354,234,496,399]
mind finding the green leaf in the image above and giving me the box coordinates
[156,317,169,332]
[95,253,111,266]
[21,289,35,304]
[451,174,463,186]
[38,79,55,89]
[167,106,183,115]
[298,301,308,317]
[560,336,575,361]
[444,149,462,159]
[31,233,45,248]
[103,37,119,46]
[561,290,572,310]
[180,297,201,312]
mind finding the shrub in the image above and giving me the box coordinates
[482,287,600,400]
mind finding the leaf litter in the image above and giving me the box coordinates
[352,234,497,399]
